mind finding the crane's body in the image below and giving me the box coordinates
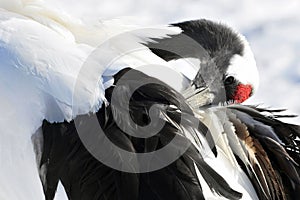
[0,1,299,200]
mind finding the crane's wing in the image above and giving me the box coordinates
[40,68,243,200]
[0,8,100,199]
[0,2,190,198]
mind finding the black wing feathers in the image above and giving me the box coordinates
[41,68,243,200]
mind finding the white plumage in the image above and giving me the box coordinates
[0,2,193,199]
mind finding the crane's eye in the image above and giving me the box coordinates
[224,76,235,85]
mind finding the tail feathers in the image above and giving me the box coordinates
[184,146,243,200]
[228,105,300,200]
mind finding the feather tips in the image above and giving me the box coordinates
[227,105,300,200]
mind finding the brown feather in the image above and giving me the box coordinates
[228,111,286,200]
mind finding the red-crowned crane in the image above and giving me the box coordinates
[0,1,299,200]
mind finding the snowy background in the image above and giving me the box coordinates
[43,0,300,199]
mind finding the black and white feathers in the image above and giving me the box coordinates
[0,1,299,200]
[39,68,244,200]
[201,105,300,200]
[39,68,300,200]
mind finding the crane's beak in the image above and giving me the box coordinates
[182,85,214,109]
